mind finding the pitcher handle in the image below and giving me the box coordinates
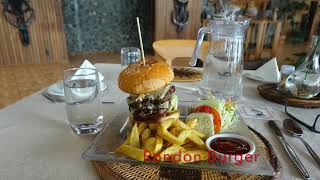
[189,27,211,66]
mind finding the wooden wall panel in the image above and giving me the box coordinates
[155,0,202,40]
[0,0,68,64]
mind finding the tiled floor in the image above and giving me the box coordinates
[0,64,70,108]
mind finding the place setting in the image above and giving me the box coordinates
[35,12,320,180]
[78,16,283,179]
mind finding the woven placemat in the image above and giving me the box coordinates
[92,127,281,180]
[257,83,320,108]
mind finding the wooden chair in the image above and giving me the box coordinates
[244,20,282,61]
[153,20,282,65]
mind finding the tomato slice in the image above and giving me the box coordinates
[191,105,221,133]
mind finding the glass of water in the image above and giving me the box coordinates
[64,68,103,135]
[121,47,141,67]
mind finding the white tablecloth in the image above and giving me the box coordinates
[0,64,319,180]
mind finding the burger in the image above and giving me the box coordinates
[118,59,179,122]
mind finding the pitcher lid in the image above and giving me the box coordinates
[208,3,250,29]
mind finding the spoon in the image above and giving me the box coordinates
[283,118,320,168]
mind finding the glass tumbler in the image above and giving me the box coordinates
[64,68,103,135]
[121,47,141,67]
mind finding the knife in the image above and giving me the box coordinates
[41,92,56,103]
[268,120,310,180]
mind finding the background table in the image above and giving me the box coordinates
[0,64,319,179]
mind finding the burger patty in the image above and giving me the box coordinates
[129,93,172,109]
[128,85,176,121]
[128,85,175,111]
[133,109,167,122]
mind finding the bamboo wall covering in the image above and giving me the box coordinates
[0,0,68,64]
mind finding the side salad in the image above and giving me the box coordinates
[186,96,238,137]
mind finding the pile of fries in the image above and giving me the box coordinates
[116,116,209,164]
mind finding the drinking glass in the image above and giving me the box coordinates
[64,68,103,135]
[121,47,141,67]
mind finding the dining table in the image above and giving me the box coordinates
[0,63,319,180]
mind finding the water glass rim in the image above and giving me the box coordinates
[121,47,141,51]
[64,67,97,76]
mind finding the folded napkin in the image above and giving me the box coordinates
[74,60,104,82]
[245,57,281,83]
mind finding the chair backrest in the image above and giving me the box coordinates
[154,19,282,64]
[152,40,209,65]
[244,20,282,61]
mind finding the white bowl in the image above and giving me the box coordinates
[205,134,256,164]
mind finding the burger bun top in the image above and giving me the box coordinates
[118,59,174,95]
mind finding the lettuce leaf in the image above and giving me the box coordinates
[196,98,224,114]
[168,95,178,112]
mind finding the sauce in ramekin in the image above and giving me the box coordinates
[210,137,250,155]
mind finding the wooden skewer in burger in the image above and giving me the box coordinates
[117,18,179,123]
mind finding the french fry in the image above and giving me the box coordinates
[118,114,209,163]
[137,122,147,135]
[173,119,191,130]
[188,135,206,149]
[159,145,185,161]
[177,130,193,144]
[180,150,208,163]
[116,144,145,161]
[181,143,197,151]
[186,118,197,128]
[158,125,194,145]
[141,128,151,143]
[161,118,175,129]
[123,132,130,145]
[154,135,163,154]
[174,120,205,139]
[191,130,206,139]
[142,137,156,152]
[148,123,158,130]
[157,125,181,144]
[129,123,140,148]
[169,127,180,136]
